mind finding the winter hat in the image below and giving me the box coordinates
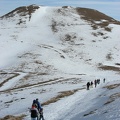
[33,99,36,103]
[32,104,35,108]
[36,98,38,101]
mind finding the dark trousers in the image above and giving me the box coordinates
[39,114,44,120]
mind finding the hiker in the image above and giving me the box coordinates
[35,98,42,111]
[32,99,42,111]
[39,108,45,120]
[30,104,39,120]
[94,79,97,87]
[91,81,93,86]
[97,79,100,84]
[32,99,36,105]
[86,82,90,90]
[103,78,105,83]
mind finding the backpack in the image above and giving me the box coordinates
[31,108,38,118]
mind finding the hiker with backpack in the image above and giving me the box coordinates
[30,104,39,120]
[35,98,42,111]
[32,99,42,111]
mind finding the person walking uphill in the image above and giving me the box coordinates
[36,98,42,111]
[94,79,97,87]
[32,99,42,111]
[86,82,90,90]
[103,78,106,83]
[32,98,42,120]
[30,104,39,120]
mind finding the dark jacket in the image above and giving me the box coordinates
[30,107,38,118]
[36,99,42,110]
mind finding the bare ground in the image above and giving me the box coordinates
[42,88,85,106]
[0,114,25,120]
[98,65,120,73]
[104,83,120,105]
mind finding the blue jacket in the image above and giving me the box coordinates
[36,100,42,110]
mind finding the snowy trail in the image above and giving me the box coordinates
[0,72,27,91]
[69,85,107,120]
[42,82,107,120]
[0,76,81,93]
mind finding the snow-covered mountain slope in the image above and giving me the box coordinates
[0,5,120,120]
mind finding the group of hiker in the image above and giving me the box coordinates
[29,98,45,120]
[29,78,106,119]
[86,78,105,90]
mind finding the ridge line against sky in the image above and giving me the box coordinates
[0,0,120,21]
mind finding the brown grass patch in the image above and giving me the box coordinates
[76,7,120,30]
[0,5,39,21]
[104,92,120,105]
[103,83,120,90]
[51,19,58,32]
[98,65,120,72]
[76,8,114,21]
[42,88,84,106]
[104,83,120,105]
[1,5,39,17]
[83,109,97,116]
[0,114,25,120]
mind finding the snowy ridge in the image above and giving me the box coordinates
[0,5,120,120]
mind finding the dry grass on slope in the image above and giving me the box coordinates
[42,88,84,106]
[104,83,120,90]
[76,7,120,31]
[0,114,25,120]
[104,92,120,105]
[103,83,120,105]
[1,5,39,19]
[98,65,120,73]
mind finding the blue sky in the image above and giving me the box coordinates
[0,0,120,21]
